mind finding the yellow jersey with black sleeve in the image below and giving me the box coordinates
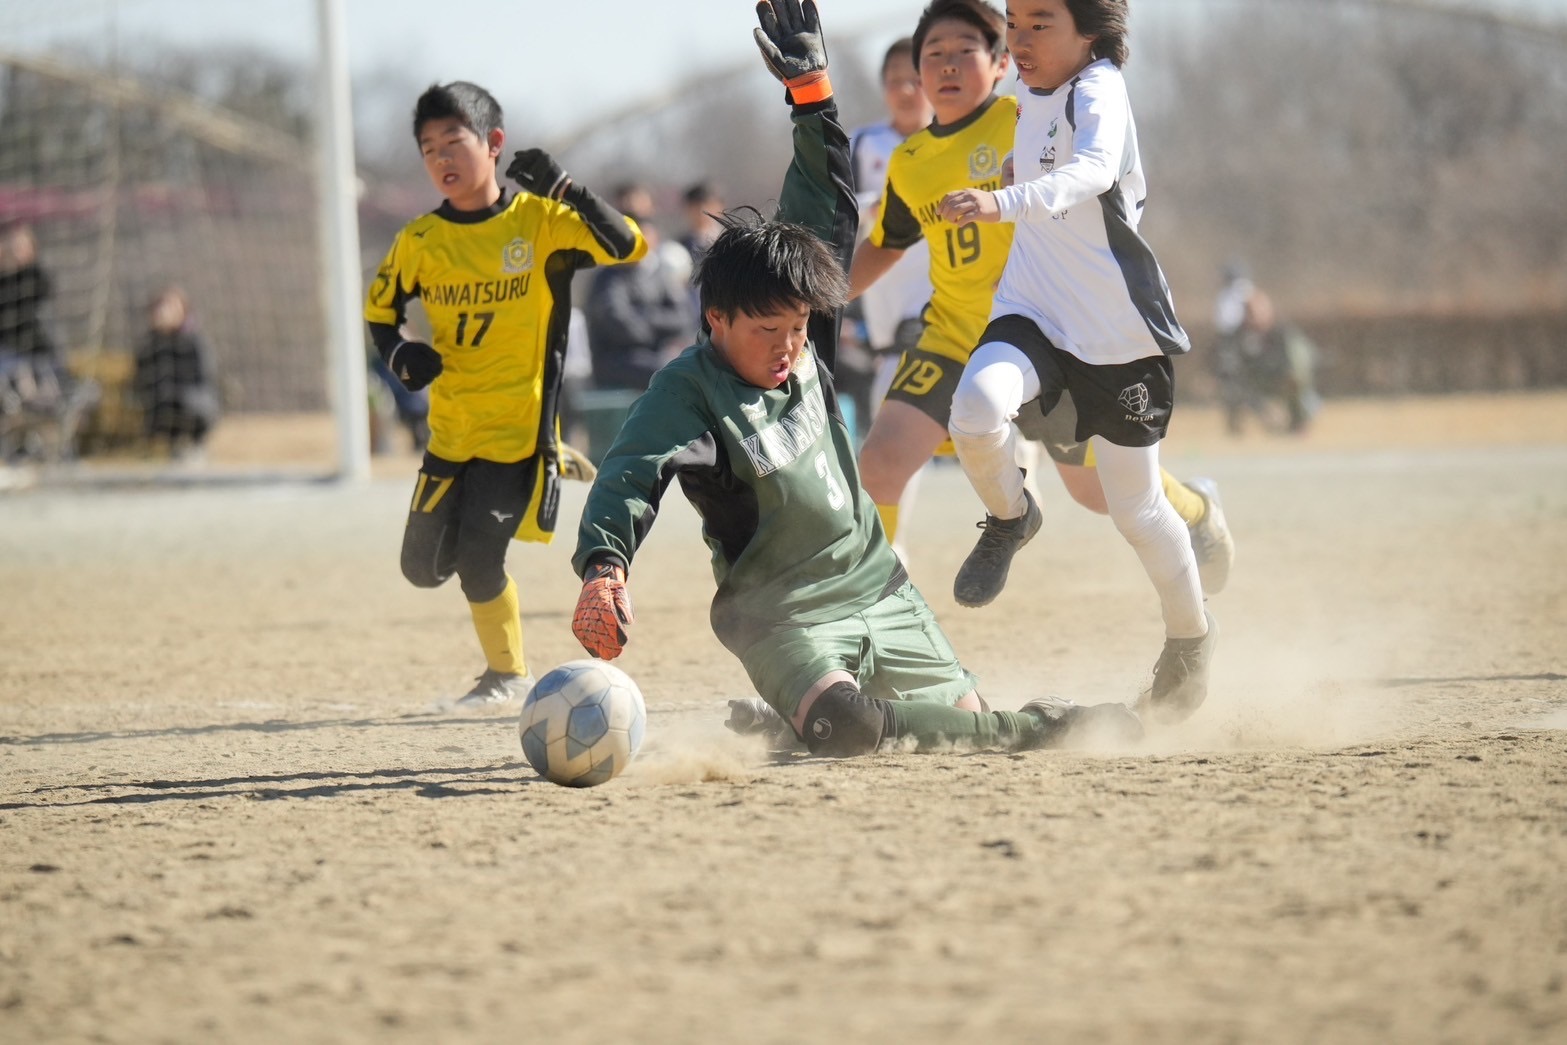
[868,94,1016,366]
[366,188,646,464]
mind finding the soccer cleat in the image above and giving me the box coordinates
[724,697,802,750]
[455,668,534,709]
[1137,610,1218,725]
[559,442,598,483]
[1185,477,1234,596]
[953,489,1043,608]
[1019,695,1145,749]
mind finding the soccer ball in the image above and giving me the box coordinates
[518,659,647,787]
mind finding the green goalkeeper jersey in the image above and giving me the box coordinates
[573,101,904,654]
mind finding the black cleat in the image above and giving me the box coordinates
[953,489,1043,608]
[725,697,804,751]
[1019,695,1145,749]
[1137,610,1218,724]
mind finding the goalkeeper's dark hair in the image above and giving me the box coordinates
[412,81,503,142]
[694,207,849,330]
[911,0,1005,71]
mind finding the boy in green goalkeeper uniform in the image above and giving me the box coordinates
[569,0,1139,757]
[366,81,647,708]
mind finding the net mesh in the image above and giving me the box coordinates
[0,0,331,468]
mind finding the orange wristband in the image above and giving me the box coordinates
[786,71,832,105]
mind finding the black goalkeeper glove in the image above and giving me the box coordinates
[386,340,442,392]
[507,148,572,200]
[753,0,831,105]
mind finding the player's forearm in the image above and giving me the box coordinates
[779,99,858,274]
[367,321,403,363]
[848,240,904,300]
[561,183,643,261]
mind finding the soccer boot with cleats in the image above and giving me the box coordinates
[455,667,534,710]
[953,489,1043,608]
[1019,695,1145,750]
[1136,610,1218,725]
[558,442,598,483]
[724,696,804,751]
[1185,477,1234,596]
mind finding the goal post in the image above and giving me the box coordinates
[316,0,370,485]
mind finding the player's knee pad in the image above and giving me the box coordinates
[454,546,508,603]
[400,515,456,589]
[949,346,1030,437]
[457,570,508,604]
[803,681,893,758]
[947,380,1010,440]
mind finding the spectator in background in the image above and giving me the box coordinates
[133,285,221,460]
[677,181,725,268]
[0,222,98,463]
[0,222,62,375]
[584,183,696,391]
[1213,287,1320,436]
[1213,258,1254,341]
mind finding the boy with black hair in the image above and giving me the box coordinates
[568,0,1139,757]
[938,0,1216,722]
[365,79,646,709]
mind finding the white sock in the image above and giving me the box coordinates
[1092,437,1206,639]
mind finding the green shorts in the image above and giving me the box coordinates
[738,582,978,719]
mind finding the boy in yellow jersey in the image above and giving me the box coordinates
[849,0,1233,596]
[366,81,647,708]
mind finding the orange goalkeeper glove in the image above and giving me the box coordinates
[753,0,832,106]
[573,562,634,660]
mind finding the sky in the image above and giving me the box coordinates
[24,0,1567,138]
[33,0,927,136]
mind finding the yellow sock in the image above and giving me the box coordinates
[876,503,900,542]
[469,575,526,675]
[1162,470,1205,528]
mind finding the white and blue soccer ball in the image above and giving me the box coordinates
[518,659,646,787]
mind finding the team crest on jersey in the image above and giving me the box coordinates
[1040,118,1061,174]
[502,238,534,274]
[794,349,817,382]
[1119,382,1152,418]
[969,144,1001,181]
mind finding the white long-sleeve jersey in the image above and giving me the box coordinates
[990,59,1188,365]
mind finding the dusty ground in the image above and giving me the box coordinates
[2,392,1564,1044]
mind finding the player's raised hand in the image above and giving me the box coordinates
[387,339,442,391]
[573,562,634,660]
[754,0,832,104]
[938,188,1002,226]
[507,148,571,200]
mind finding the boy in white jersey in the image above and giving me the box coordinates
[937,0,1215,723]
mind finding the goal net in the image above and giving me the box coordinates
[0,0,354,477]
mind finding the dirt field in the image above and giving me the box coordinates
[2,393,1565,1044]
